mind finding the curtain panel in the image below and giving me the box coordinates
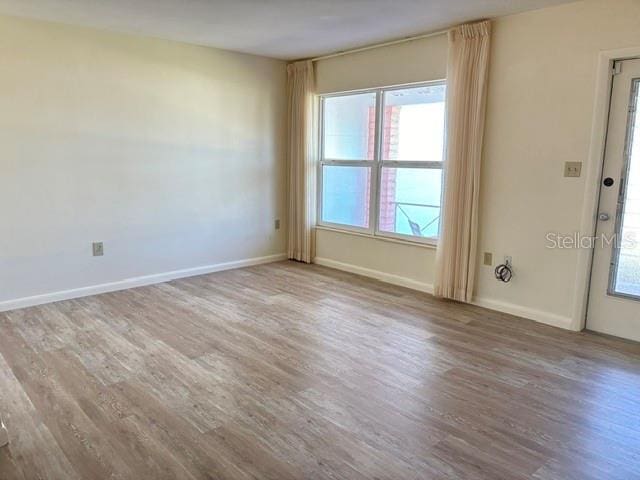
[434,20,492,302]
[286,60,316,263]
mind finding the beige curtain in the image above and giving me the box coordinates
[286,60,316,263]
[434,20,491,302]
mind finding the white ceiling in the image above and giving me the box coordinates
[0,0,577,60]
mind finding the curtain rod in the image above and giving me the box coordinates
[309,28,449,63]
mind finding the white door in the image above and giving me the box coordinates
[587,58,640,341]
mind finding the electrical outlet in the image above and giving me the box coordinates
[483,252,493,266]
[92,242,104,257]
[275,219,281,230]
[564,162,582,178]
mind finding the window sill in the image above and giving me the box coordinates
[315,225,438,250]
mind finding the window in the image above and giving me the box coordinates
[319,82,446,243]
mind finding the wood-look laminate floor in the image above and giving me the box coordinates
[1,261,640,479]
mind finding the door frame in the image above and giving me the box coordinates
[573,47,640,331]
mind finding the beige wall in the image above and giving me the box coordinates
[0,15,287,306]
[314,0,640,329]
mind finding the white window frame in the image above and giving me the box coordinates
[317,80,446,246]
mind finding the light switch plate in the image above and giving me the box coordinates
[564,162,582,178]
[483,252,493,266]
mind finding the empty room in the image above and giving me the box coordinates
[1,0,639,478]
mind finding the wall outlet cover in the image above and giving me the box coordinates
[564,161,582,178]
[92,242,104,257]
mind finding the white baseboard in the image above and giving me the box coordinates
[471,297,576,331]
[313,256,575,331]
[313,257,434,294]
[0,253,287,313]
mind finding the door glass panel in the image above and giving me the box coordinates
[613,80,640,297]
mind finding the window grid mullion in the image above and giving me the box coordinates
[371,89,383,234]
[321,159,375,166]
[317,97,325,226]
[380,160,443,169]
[321,161,442,168]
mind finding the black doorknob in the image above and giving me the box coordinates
[603,177,615,187]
